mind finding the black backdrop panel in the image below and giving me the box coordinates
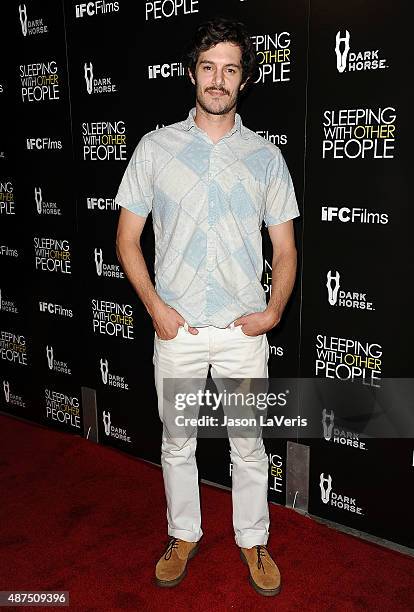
[0,0,412,548]
[301,0,413,545]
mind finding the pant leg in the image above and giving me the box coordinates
[153,325,209,542]
[209,325,270,548]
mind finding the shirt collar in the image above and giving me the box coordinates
[181,107,249,140]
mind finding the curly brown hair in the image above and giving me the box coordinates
[184,17,258,89]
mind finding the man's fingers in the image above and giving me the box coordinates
[233,318,246,327]
[187,326,199,335]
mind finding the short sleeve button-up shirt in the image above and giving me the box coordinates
[115,107,300,328]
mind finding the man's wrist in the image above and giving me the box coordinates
[264,304,282,328]
[146,293,165,319]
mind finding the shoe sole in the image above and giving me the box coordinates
[240,549,281,597]
[155,541,200,588]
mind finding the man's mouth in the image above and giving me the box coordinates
[207,89,227,96]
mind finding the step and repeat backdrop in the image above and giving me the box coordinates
[1,0,412,548]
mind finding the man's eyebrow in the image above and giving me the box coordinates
[199,60,241,68]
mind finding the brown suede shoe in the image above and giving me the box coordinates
[240,545,281,596]
[155,537,200,587]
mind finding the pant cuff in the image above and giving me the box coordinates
[235,531,269,548]
[167,527,203,543]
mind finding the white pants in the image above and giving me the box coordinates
[153,322,270,548]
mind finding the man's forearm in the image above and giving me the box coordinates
[116,239,163,318]
[266,247,297,323]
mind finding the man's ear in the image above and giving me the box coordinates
[188,67,196,85]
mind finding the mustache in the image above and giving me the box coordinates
[205,86,229,95]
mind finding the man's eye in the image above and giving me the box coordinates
[203,66,211,70]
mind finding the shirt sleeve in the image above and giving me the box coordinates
[263,149,300,228]
[114,135,153,218]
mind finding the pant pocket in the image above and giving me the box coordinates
[155,325,183,342]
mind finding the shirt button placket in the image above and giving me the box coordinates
[206,147,216,321]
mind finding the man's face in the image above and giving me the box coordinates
[189,41,246,116]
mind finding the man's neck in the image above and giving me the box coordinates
[193,103,237,144]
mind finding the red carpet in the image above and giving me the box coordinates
[1,413,413,611]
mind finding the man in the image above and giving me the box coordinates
[115,18,299,597]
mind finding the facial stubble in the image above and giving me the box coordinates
[194,77,241,116]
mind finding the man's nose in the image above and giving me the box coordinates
[212,69,225,86]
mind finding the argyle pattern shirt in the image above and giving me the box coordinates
[115,107,300,327]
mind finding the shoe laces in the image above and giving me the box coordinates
[164,537,180,560]
[255,545,267,572]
